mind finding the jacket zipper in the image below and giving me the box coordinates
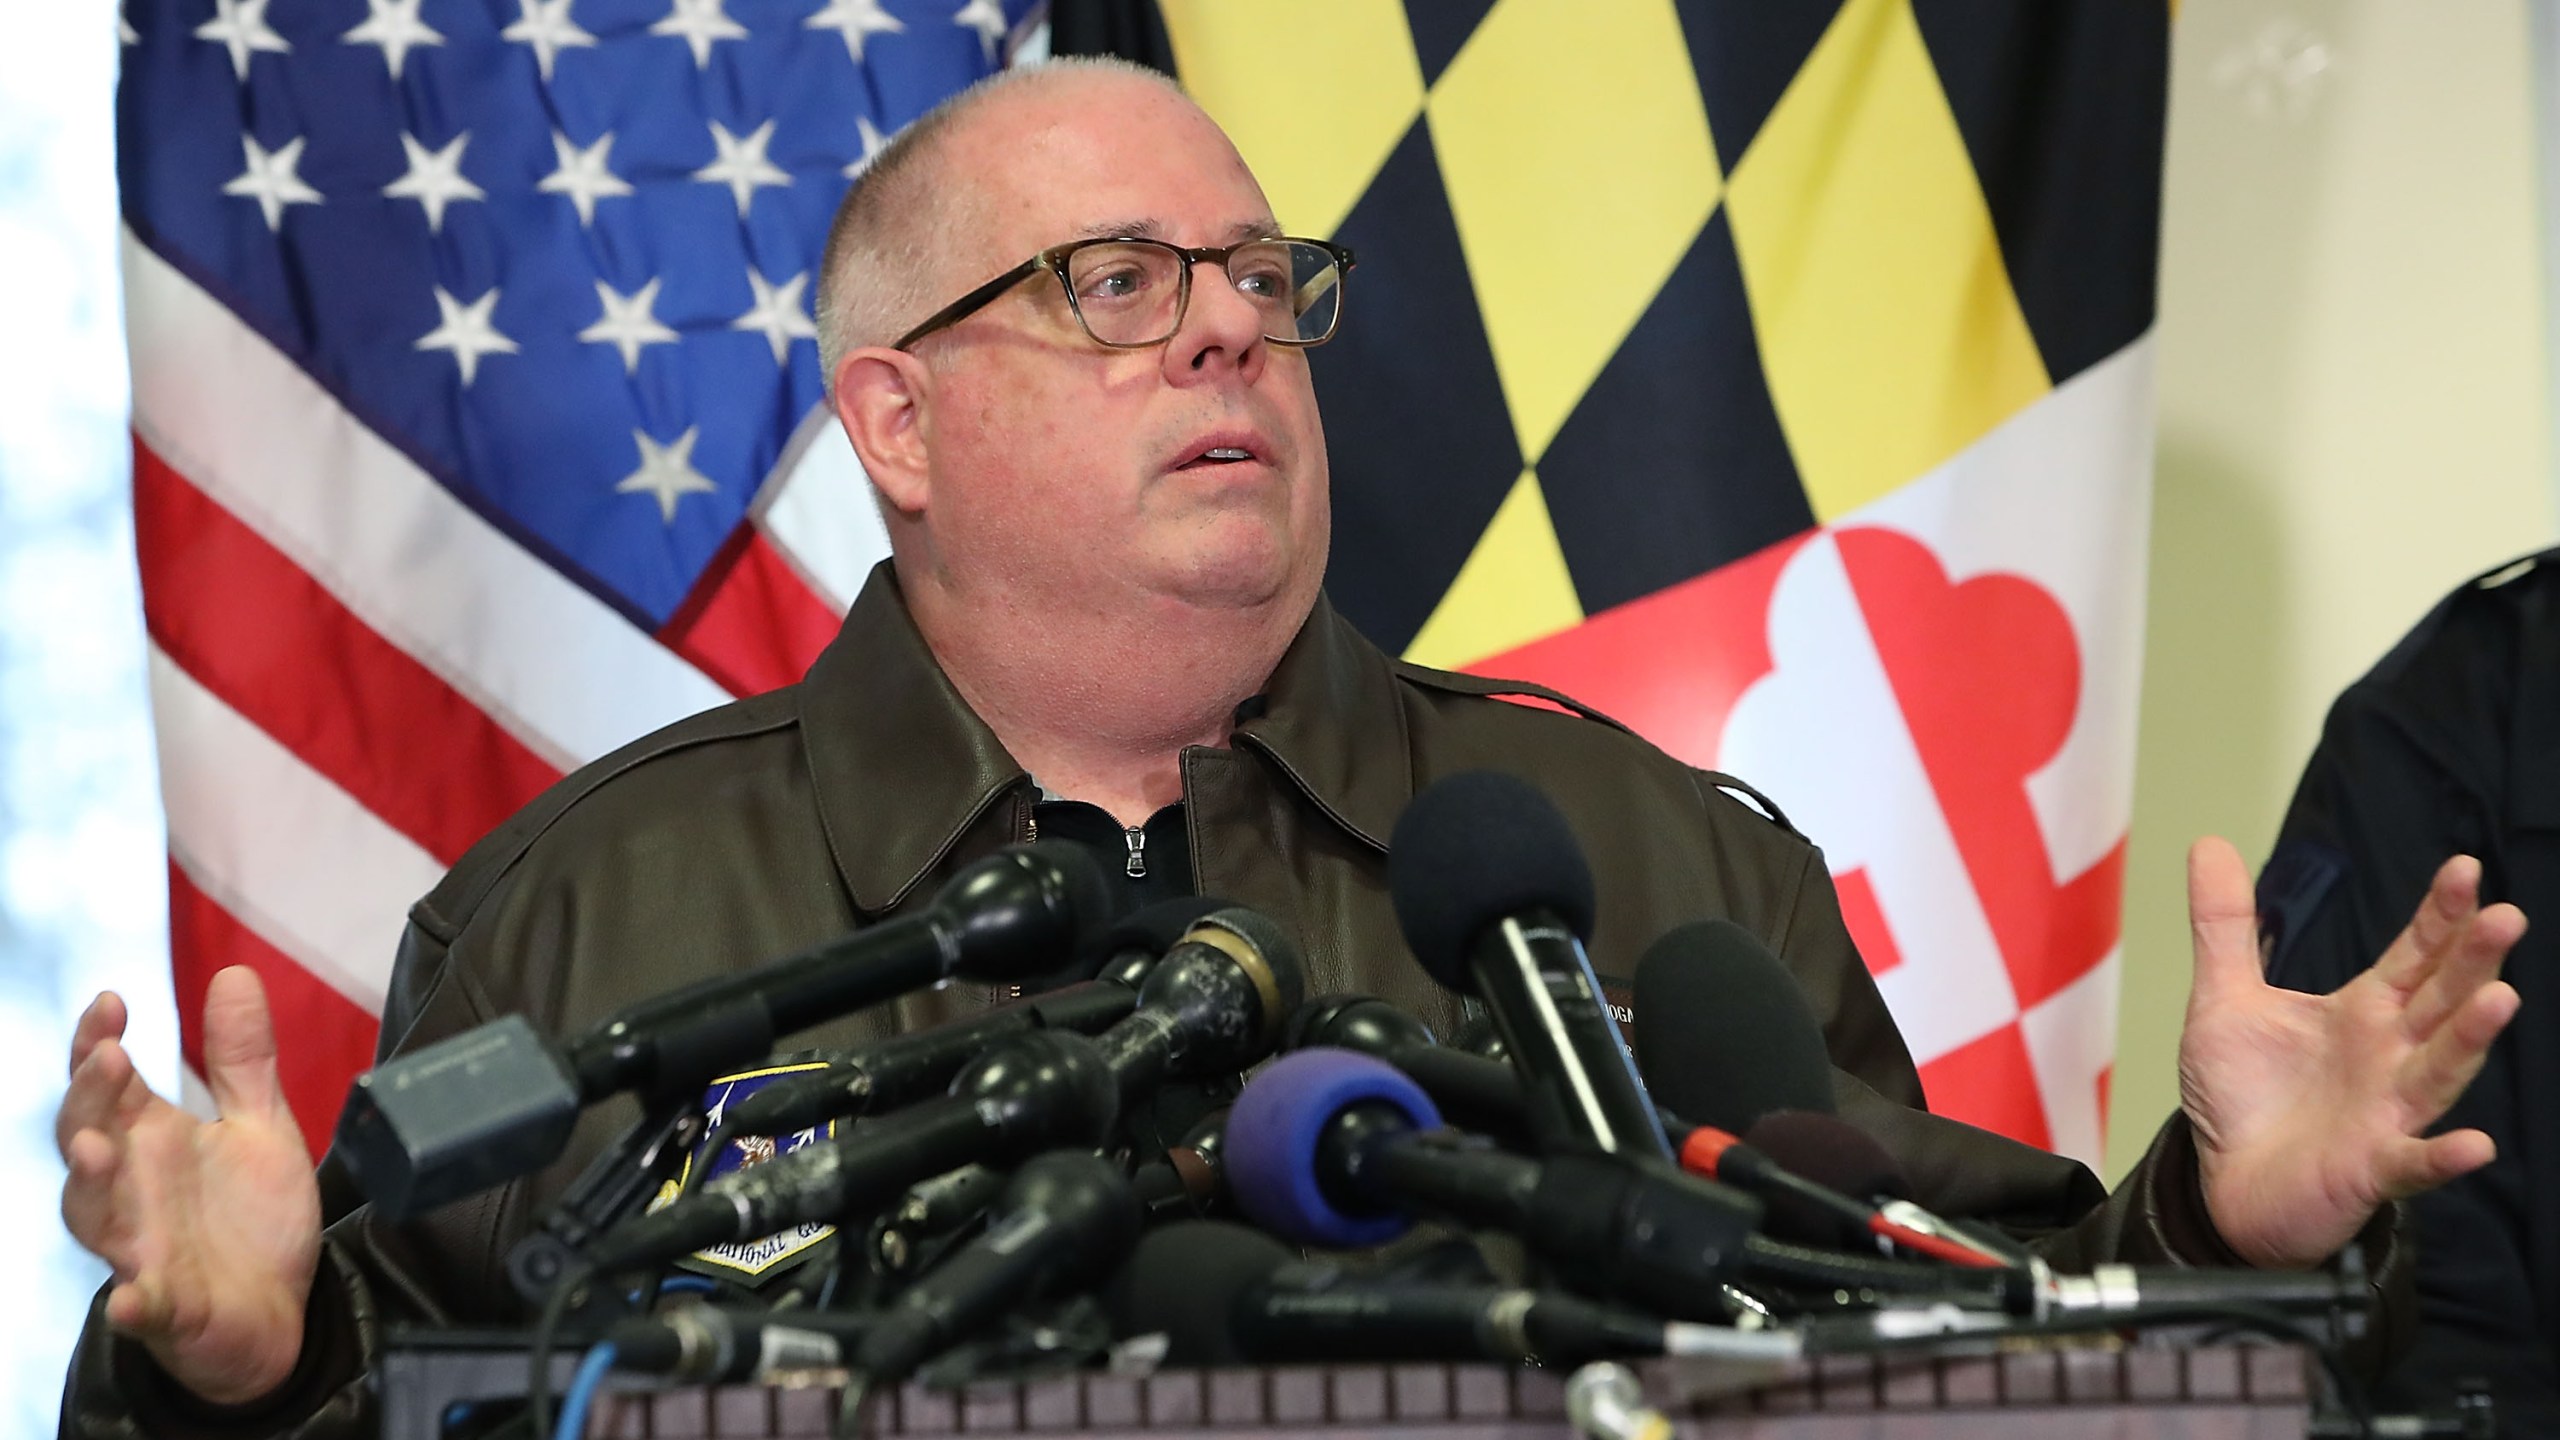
[1123,825,1147,879]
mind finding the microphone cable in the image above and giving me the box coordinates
[553,1340,617,1440]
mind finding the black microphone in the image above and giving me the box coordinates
[1105,1220,1720,1368]
[871,1163,1012,1280]
[1628,918,1836,1135]
[1226,1049,2022,1321]
[1449,1010,1508,1061]
[605,1305,878,1384]
[1129,1107,1229,1217]
[1745,1110,2024,1268]
[1677,1123,1883,1253]
[1079,895,1235,991]
[724,896,1228,1139]
[1389,771,1671,1162]
[1224,1047,1758,1320]
[1277,992,1996,1267]
[1101,1218,1283,1365]
[338,843,1114,1219]
[1281,994,1531,1144]
[722,981,1138,1140]
[582,909,1302,1271]
[853,1150,1142,1387]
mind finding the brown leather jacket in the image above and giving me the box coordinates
[65,566,2405,1437]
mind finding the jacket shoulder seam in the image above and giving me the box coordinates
[1387,659,1640,737]
[422,695,802,936]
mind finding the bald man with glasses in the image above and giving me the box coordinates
[59,58,2521,1436]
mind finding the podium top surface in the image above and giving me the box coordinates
[382,1335,2315,1440]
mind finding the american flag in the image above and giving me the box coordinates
[119,0,1027,1152]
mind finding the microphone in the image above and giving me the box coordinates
[1389,771,1671,1161]
[1105,1221,1774,1368]
[1080,895,1234,991]
[1281,994,1531,1144]
[2037,1263,2367,1322]
[1676,1124,1888,1253]
[726,896,1231,1142]
[582,909,1302,1272]
[1225,1049,2017,1321]
[1624,936,2018,1271]
[1130,1108,1230,1217]
[1276,994,2009,1270]
[1449,1010,1508,1061]
[1628,918,1836,1134]
[1566,1363,1675,1440]
[338,843,1114,1218]
[871,1163,1011,1280]
[721,981,1138,1140]
[1224,1047,1758,1320]
[853,1150,1142,1387]
[1101,1219,1284,1366]
[1744,1111,2023,1268]
[605,1305,877,1384]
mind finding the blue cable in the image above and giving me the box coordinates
[628,1271,723,1305]
[554,1341,617,1440]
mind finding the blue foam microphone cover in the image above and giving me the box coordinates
[1225,1048,1443,1249]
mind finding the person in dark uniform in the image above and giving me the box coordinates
[2262,546,2560,1432]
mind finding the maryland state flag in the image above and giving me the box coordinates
[1092,0,2168,1166]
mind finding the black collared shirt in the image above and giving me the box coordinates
[1030,795,1195,911]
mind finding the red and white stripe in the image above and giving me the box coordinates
[124,230,885,1152]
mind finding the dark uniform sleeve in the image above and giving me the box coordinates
[2257,556,2560,1429]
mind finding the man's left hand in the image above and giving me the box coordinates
[2179,837,2524,1270]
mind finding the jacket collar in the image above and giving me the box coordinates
[1229,590,1413,853]
[797,565,1415,913]
[798,565,1027,916]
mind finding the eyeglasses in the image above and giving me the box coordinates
[893,235,1356,351]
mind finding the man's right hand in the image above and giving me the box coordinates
[57,965,323,1405]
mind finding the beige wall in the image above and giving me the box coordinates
[2108,0,2560,1181]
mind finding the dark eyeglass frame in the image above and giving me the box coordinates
[892,235,1357,352]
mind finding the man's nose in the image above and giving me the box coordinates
[1164,259,1267,376]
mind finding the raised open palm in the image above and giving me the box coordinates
[2179,838,2523,1270]
[57,966,323,1404]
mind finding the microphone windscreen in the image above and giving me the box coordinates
[1225,1048,1441,1249]
[1449,1011,1507,1061]
[1629,919,1834,1133]
[1188,906,1309,1018]
[1281,994,1434,1055]
[1081,895,1232,971]
[1388,771,1598,995]
[947,841,1122,982]
[1743,1110,1912,1203]
[1102,1220,1292,1367]
[1033,838,1119,937]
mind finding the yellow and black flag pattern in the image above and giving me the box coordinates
[1065,0,2169,1163]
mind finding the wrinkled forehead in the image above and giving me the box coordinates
[938,76,1279,278]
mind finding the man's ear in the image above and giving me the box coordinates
[833,347,932,516]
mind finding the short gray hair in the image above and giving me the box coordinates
[814,56,1185,390]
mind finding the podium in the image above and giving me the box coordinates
[384,1332,2328,1438]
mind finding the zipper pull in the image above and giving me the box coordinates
[1123,826,1147,879]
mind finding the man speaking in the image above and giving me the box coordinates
[57,59,2523,1435]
